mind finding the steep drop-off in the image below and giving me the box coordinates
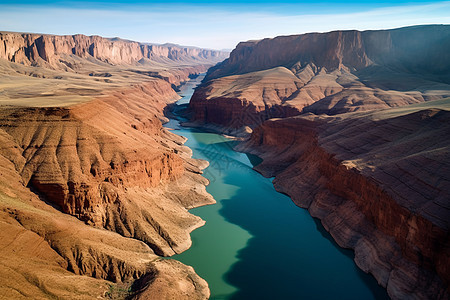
[190,25,450,129]
[0,32,227,299]
[237,100,450,299]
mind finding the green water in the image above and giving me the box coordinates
[166,76,389,299]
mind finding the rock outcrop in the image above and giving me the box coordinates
[237,100,450,299]
[190,25,450,128]
[0,32,224,299]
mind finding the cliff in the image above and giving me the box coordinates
[237,99,450,299]
[190,25,450,128]
[206,25,450,81]
[189,67,303,128]
[0,32,228,68]
[0,32,224,299]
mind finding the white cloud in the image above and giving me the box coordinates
[0,1,449,49]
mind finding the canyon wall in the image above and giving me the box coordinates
[0,32,228,68]
[189,25,450,128]
[0,84,214,299]
[0,32,225,299]
[237,102,450,299]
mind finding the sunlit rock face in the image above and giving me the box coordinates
[0,32,228,67]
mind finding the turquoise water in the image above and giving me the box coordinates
[166,76,389,300]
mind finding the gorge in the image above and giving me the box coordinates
[0,24,449,300]
[167,76,389,299]
[188,25,450,299]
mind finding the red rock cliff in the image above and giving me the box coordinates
[206,25,450,81]
[0,77,214,256]
[0,31,220,299]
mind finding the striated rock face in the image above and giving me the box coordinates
[190,25,450,128]
[190,67,303,128]
[0,32,228,68]
[237,101,450,299]
[0,32,222,299]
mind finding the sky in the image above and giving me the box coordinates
[0,0,449,50]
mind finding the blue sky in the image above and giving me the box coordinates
[1,1,449,49]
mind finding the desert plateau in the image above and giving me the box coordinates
[0,1,449,300]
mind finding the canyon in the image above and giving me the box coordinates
[189,25,450,299]
[0,32,227,299]
[1,24,449,300]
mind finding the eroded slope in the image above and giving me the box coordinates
[0,32,225,299]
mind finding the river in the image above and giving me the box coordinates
[164,75,389,300]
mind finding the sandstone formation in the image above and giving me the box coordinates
[0,32,226,299]
[237,99,450,299]
[190,25,450,129]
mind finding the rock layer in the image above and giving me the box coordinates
[189,67,304,128]
[237,100,450,299]
[190,25,450,128]
[0,82,214,298]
